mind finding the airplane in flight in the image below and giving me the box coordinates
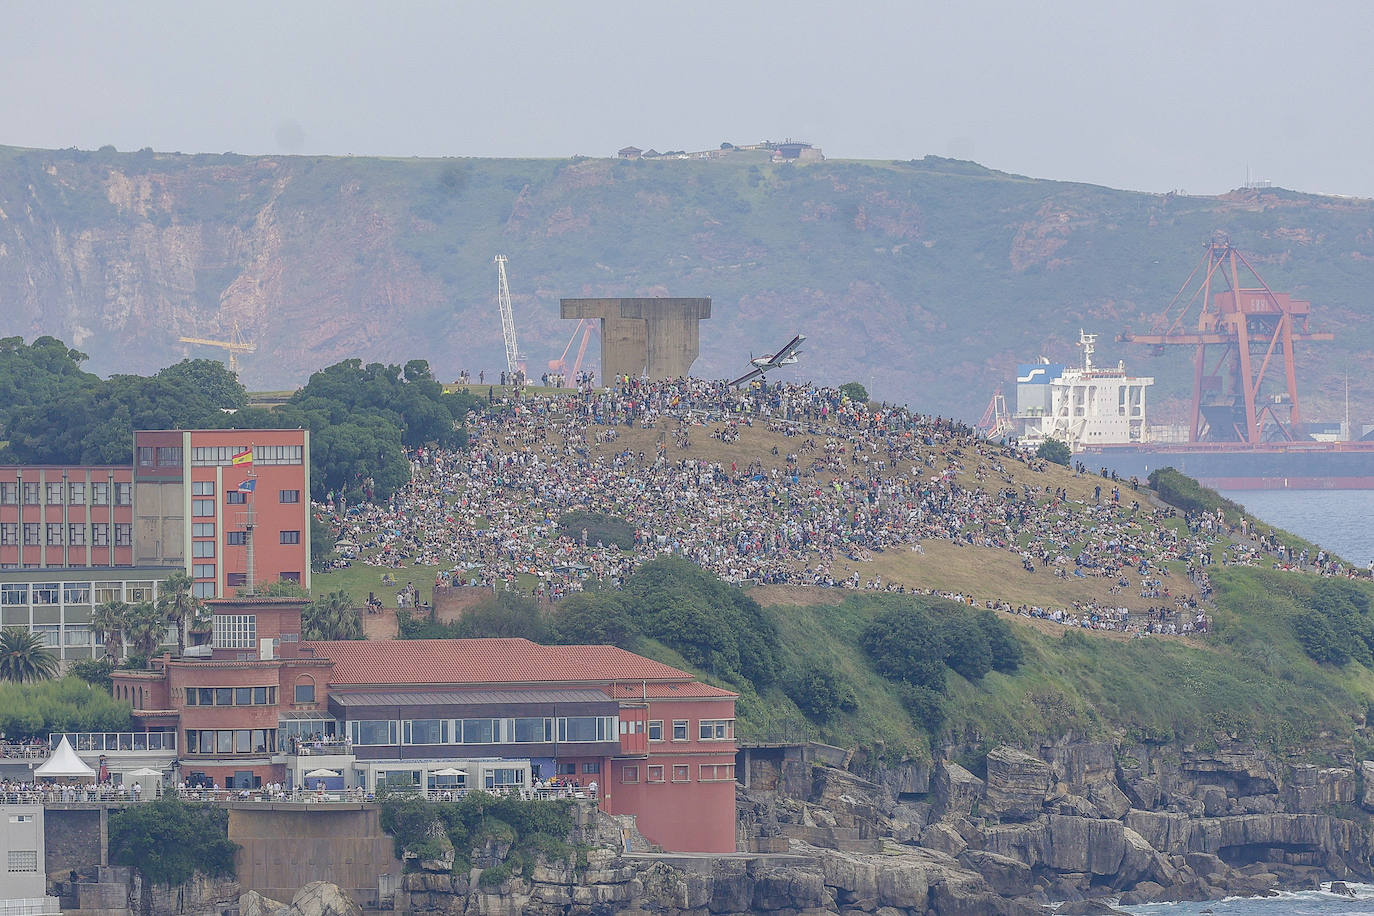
[729,333,806,386]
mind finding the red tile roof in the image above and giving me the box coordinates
[555,645,700,682]
[609,681,738,699]
[304,638,697,688]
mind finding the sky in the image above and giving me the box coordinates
[6,0,1374,198]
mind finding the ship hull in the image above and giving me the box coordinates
[1078,444,1374,490]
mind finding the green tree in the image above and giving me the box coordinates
[69,657,116,690]
[303,590,363,641]
[156,571,207,657]
[109,796,239,885]
[122,601,168,665]
[786,659,857,721]
[0,676,132,738]
[0,628,59,683]
[839,381,869,403]
[91,599,129,659]
[1036,438,1072,466]
[154,359,247,410]
[550,592,639,648]
[311,513,338,572]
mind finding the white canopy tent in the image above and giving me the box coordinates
[34,737,97,781]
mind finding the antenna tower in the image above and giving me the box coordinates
[494,255,524,377]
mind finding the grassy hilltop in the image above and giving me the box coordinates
[314,402,1374,765]
[4,144,1374,422]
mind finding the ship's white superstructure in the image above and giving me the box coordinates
[1016,331,1153,452]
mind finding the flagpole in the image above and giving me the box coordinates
[245,444,257,596]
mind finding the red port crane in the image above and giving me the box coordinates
[1119,238,1333,446]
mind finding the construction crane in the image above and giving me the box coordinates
[1119,238,1333,445]
[494,255,525,379]
[976,388,1014,441]
[547,319,598,386]
[178,321,256,375]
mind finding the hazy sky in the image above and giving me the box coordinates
[7,0,1374,197]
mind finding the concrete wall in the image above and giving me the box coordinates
[561,298,710,381]
[43,807,103,876]
[228,804,402,908]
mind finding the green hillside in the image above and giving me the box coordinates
[3,145,1374,423]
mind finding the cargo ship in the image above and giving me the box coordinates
[1007,240,1374,490]
[1013,332,1374,491]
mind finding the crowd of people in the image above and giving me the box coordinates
[320,376,1359,640]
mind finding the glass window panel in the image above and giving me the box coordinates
[462,719,494,744]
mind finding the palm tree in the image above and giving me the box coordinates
[91,600,129,660]
[123,601,168,665]
[303,590,363,641]
[0,627,59,683]
[156,571,206,657]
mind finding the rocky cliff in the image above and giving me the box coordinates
[6,144,1374,418]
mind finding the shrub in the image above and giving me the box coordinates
[557,511,635,550]
[1036,438,1071,466]
[108,796,239,885]
[786,659,857,721]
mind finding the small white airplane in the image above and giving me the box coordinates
[730,334,806,386]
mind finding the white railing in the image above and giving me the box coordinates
[50,732,177,753]
[3,784,597,806]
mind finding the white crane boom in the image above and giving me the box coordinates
[494,255,522,376]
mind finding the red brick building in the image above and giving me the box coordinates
[114,598,739,853]
[133,429,311,599]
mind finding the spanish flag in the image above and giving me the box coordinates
[231,448,253,466]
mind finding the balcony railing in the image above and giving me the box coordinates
[4,785,592,805]
[50,732,177,753]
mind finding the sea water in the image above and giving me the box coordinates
[1219,490,1374,568]
[1119,883,1374,914]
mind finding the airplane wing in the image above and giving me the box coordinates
[760,334,805,368]
[729,366,766,387]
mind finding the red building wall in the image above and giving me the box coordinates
[0,466,134,568]
[606,696,738,853]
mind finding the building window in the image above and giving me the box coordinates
[555,763,577,776]
[127,581,152,603]
[46,523,63,546]
[137,447,155,467]
[699,719,734,741]
[226,491,246,505]
[193,564,215,578]
[647,720,663,741]
[192,541,215,558]
[621,766,639,784]
[157,447,183,467]
[279,530,300,545]
[22,482,39,505]
[23,523,40,546]
[279,490,300,503]
[63,582,91,605]
[485,768,525,789]
[582,762,601,774]
[193,481,215,496]
[192,523,215,537]
[0,524,16,546]
[64,627,90,646]
[672,720,688,741]
[349,720,395,745]
[114,524,132,546]
[7,850,37,872]
[32,583,58,605]
[280,571,301,583]
[672,765,690,783]
[33,625,59,646]
[68,481,85,504]
[647,765,664,783]
[93,582,120,604]
[193,582,216,598]
[192,499,215,517]
[0,584,27,606]
[68,524,86,546]
[92,524,109,547]
[0,482,15,504]
[225,572,246,587]
[212,614,257,648]
[253,444,304,465]
[46,482,64,505]
[114,483,132,506]
[294,681,315,703]
[226,531,246,545]
[91,482,109,506]
[699,764,736,782]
